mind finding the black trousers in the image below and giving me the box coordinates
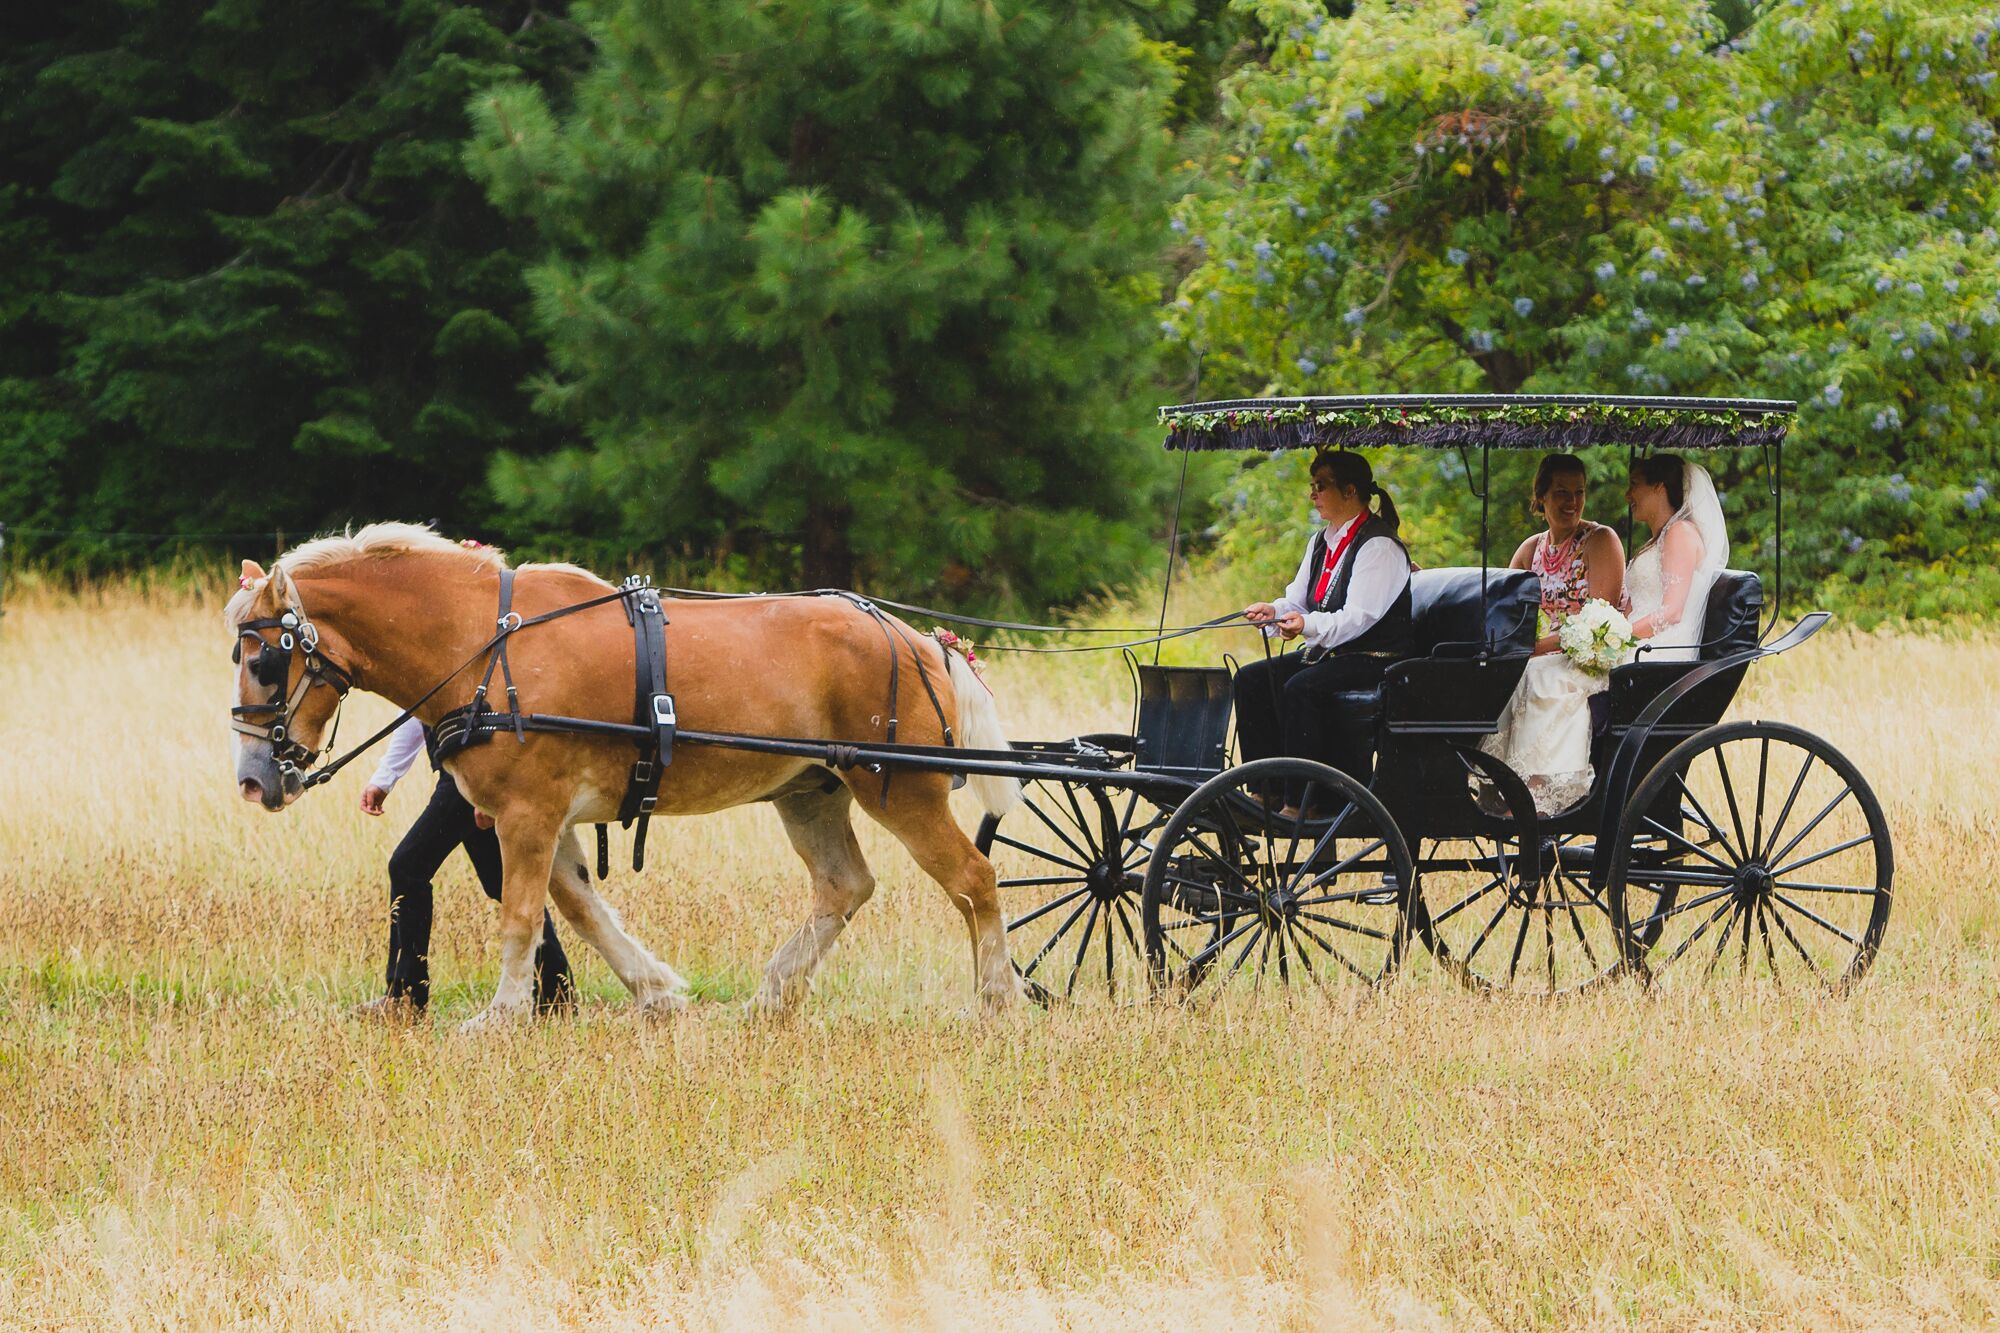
[385,773,574,1009]
[1233,650,1392,798]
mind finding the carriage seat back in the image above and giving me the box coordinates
[1134,664,1234,773]
[1699,570,1763,659]
[1410,567,1540,657]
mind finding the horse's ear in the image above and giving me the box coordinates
[241,559,267,585]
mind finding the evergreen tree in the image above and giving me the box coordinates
[468,0,1184,603]
[0,1,589,565]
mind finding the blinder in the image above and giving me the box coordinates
[230,607,353,772]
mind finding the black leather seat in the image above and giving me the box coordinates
[1600,569,1764,740]
[1328,567,1540,745]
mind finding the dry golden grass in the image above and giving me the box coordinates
[2,576,1997,1330]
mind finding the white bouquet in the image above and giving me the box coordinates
[1557,598,1635,675]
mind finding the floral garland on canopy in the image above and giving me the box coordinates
[1158,396,1794,453]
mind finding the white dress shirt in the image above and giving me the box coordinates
[367,716,428,792]
[1270,516,1411,652]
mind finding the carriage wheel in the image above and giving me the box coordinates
[1416,831,1623,995]
[1139,758,1416,999]
[975,778,1170,1003]
[1606,721,1893,992]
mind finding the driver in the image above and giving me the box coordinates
[1237,449,1413,810]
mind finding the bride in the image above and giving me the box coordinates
[1479,453,1729,815]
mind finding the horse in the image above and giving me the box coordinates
[224,523,1024,1028]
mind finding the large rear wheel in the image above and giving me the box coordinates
[1139,758,1416,999]
[1606,721,1893,991]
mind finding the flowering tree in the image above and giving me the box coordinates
[1170,0,2000,617]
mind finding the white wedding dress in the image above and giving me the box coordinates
[1479,462,1728,815]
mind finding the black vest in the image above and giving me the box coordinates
[1304,514,1415,657]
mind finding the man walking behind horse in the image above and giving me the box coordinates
[354,717,577,1018]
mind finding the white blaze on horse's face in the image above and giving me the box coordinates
[228,559,317,812]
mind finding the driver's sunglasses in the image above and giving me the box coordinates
[1309,478,1332,495]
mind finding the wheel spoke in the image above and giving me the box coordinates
[1703,899,1742,978]
[1065,902,1101,998]
[1288,916,1376,983]
[1562,887,1602,971]
[1757,751,1817,861]
[1766,788,1858,872]
[1181,919,1257,974]
[1024,795,1097,867]
[1627,884,1736,933]
[1769,834,1876,880]
[1283,920,1320,985]
[1773,879,1884,897]
[1654,896,1737,972]
[992,832,1089,874]
[1431,876,1503,926]
[1641,817,1737,873]
[1752,737,1771,864]
[1769,891,1863,948]
[1712,747,1753,868]
[1000,874,1091,890]
[1461,894,1513,969]
[1299,837,1389,892]
[1764,898,1832,983]
[1672,775,1744,863]
[1183,828,1262,899]
[1022,896,1092,977]
[1297,911,1394,943]
[1505,892,1535,985]
[1008,886,1091,931]
[1228,921,1266,979]
[1754,899,1782,983]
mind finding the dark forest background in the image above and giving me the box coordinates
[3,0,1995,620]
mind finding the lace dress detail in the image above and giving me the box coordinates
[1478,527,1607,816]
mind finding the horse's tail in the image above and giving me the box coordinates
[933,631,1019,818]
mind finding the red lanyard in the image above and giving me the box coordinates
[1311,518,1362,606]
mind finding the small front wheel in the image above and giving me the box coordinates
[1140,758,1416,998]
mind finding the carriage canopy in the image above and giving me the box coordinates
[1158,393,1796,454]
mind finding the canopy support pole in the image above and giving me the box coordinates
[1154,353,1201,665]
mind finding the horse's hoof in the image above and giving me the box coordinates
[637,989,691,1021]
[456,1003,528,1036]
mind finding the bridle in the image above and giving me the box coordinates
[229,585,354,779]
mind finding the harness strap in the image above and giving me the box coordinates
[615,581,674,872]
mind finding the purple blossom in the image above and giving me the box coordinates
[1823,384,1843,405]
[1640,269,1658,283]
[1344,307,1366,327]
[1513,296,1535,315]
[1596,261,1617,281]
[1295,356,1319,375]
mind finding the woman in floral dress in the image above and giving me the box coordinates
[1479,455,1626,815]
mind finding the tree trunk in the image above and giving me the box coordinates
[801,498,854,591]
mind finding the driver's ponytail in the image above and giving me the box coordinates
[1369,480,1402,532]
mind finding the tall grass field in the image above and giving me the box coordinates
[2,576,1997,1329]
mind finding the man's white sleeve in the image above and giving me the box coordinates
[1298,540,1410,650]
[367,717,427,792]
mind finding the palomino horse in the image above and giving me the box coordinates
[225,524,1024,1027]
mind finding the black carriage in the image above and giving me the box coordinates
[974,394,1893,1000]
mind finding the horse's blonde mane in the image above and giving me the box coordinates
[224,524,614,630]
